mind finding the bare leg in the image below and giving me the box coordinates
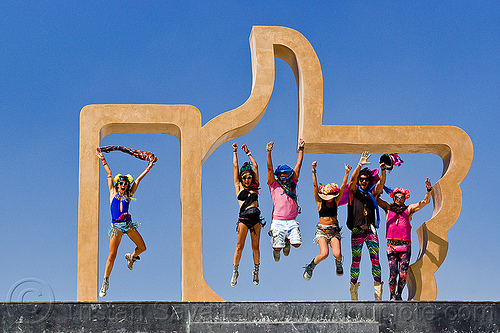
[330,237,342,261]
[234,223,249,266]
[314,237,330,264]
[104,232,123,278]
[126,229,147,257]
[249,223,261,265]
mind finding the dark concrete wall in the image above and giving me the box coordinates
[0,301,498,332]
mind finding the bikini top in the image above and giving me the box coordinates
[319,199,338,218]
[238,189,258,213]
[110,194,130,220]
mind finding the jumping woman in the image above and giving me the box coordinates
[231,143,263,286]
[303,161,351,281]
[97,148,154,297]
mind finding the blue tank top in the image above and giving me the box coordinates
[110,194,130,221]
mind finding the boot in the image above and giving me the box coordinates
[252,263,260,285]
[302,259,317,281]
[335,257,344,276]
[350,282,360,300]
[125,253,140,270]
[99,277,109,298]
[230,265,239,287]
[374,281,383,301]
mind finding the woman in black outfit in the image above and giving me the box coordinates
[231,143,263,287]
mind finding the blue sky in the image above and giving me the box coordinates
[0,2,499,302]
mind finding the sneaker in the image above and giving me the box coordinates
[99,278,109,298]
[335,258,344,276]
[125,253,140,270]
[390,292,397,301]
[253,263,260,285]
[273,249,280,262]
[230,265,239,287]
[395,292,403,301]
[302,259,316,281]
[283,239,291,256]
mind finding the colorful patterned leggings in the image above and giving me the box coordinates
[387,246,411,293]
[350,227,381,284]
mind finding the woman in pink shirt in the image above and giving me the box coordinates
[377,178,432,300]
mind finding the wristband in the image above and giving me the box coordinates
[358,163,362,167]
[246,151,252,156]
[267,148,272,151]
[311,169,316,173]
[233,150,237,153]
[427,187,432,192]
[298,146,304,150]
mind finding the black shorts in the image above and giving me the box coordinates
[238,207,263,231]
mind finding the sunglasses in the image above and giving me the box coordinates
[242,175,253,180]
[359,177,369,183]
[394,195,405,201]
[117,181,129,186]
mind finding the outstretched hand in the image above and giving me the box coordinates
[345,163,352,172]
[312,161,317,170]
[266,141,274,151]
[359,151,371,166]
[241,144,249,153]
[96,151,105,161]
[232,142,238,151]
[425,177,432,190]
[298,138,305,149]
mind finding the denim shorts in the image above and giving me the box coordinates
[108,220,140,236]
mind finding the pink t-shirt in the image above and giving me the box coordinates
[386,207,411,241]
[269,179,299,220]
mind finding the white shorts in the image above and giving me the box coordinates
[270,219,302,248]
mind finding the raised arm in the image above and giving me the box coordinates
[376,196,391,212]
[348,151,371,193]
[408,178,432,217]
[232,143,241,193]
[266,141,275,185]
[97,149,114,192]
[336,163,352,204]
[241,144,258,184]
[311,161,321,203]
[293,138,305,182]
[372,163,387,196]
[129,160,154,196]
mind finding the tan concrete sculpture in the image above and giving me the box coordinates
[78,26,473,301]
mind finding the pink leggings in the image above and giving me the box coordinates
[387,246,411,294]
